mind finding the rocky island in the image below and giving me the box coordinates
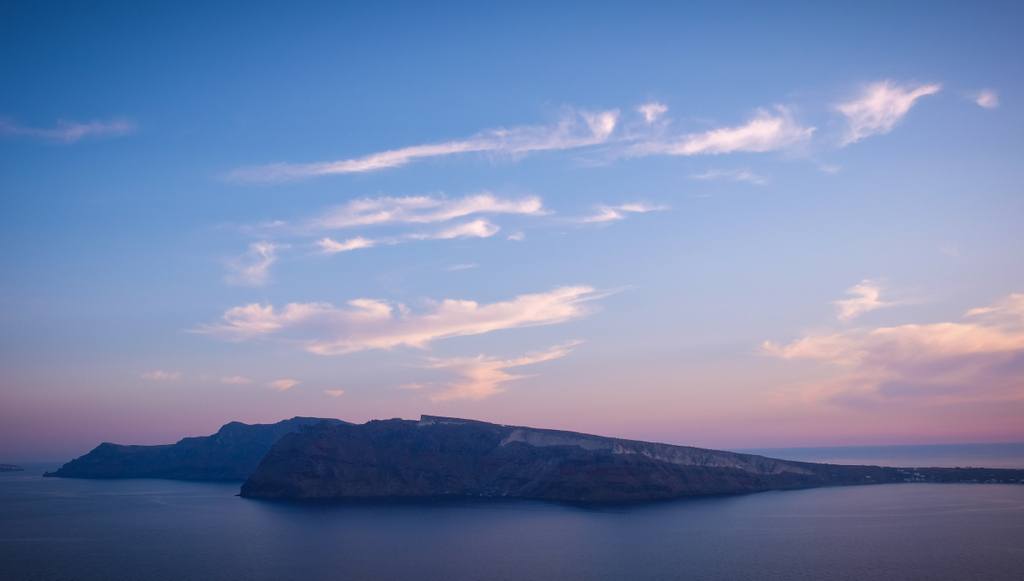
[45,417,345,481]
[46,415,1024,502]
[239,416,1024,503]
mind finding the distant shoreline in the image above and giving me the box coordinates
[737,442,1024,469]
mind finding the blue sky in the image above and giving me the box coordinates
[2,1,1023,461]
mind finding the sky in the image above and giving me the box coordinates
[1,1,1023,462]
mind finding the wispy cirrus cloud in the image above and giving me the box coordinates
[316,236,375,254]
[834,279,893,321]
[220,375,252,385]
[0,117,136,143]
[315,219,500,257]
[291,193,543,260]
[763,293,1024,406]
[225,85,954,185]
[409,219,500,241]
[579,202,667,224]
[429,341,582,401]
[631,107,814,157]
[227,109,620,182]
[835,81,941,145]
[324,389,345,397]
[690,168,767,185]
[225,241,279,286]
[196,286,604,355]
[141,370,181,381]
[311,193,544,230]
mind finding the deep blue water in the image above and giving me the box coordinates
[2,464,1023,581]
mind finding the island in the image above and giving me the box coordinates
[240,416,1024,503]
[0,464,24,472]
[45,417,346,481]
[46,415,1024,502]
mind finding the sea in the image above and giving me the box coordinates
[2,444,1023,581]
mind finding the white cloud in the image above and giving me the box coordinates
[637,102,668,123]
[974,89,999,109]
[317,236,375,254]
[964,293,1024,318]
[430,341,581,401]
[835,81,941,145]
[690,168,767,185]
[220,375,252,385]
[507,231,525,241]
[633,107,814,156]
[227,109,620,182]
[197,285,603,355]
[763,292,1024,405]
[834,279,893,321]
[225,241,279,287]
[269,378,300,391]
[416,219,499,240]
[315,218,499,260]
[141,370,181,381]
[324,389,345,397]
[579,202,667,224]
[198,302,336,340]
[0,118,136,143]
[311,193,544,230]
[260,194,537,264]
[446,263,479,272]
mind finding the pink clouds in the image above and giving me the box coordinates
[227,110,620,182]
[633,107,814,156]
[429,341,582,401]
[196,286,603,355]
[833,279,893,321]
[764,292,1024,406]
[311,193,544,230]
[835,81,941,145]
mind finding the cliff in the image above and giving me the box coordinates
[45,417,346,481]
[239,416,1024,502]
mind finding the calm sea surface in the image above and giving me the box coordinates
[2,455,1023,581]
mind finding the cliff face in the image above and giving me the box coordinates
[241,416,1023,503]
[45,417,346,481]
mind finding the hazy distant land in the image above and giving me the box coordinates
[741,443,1024,469]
